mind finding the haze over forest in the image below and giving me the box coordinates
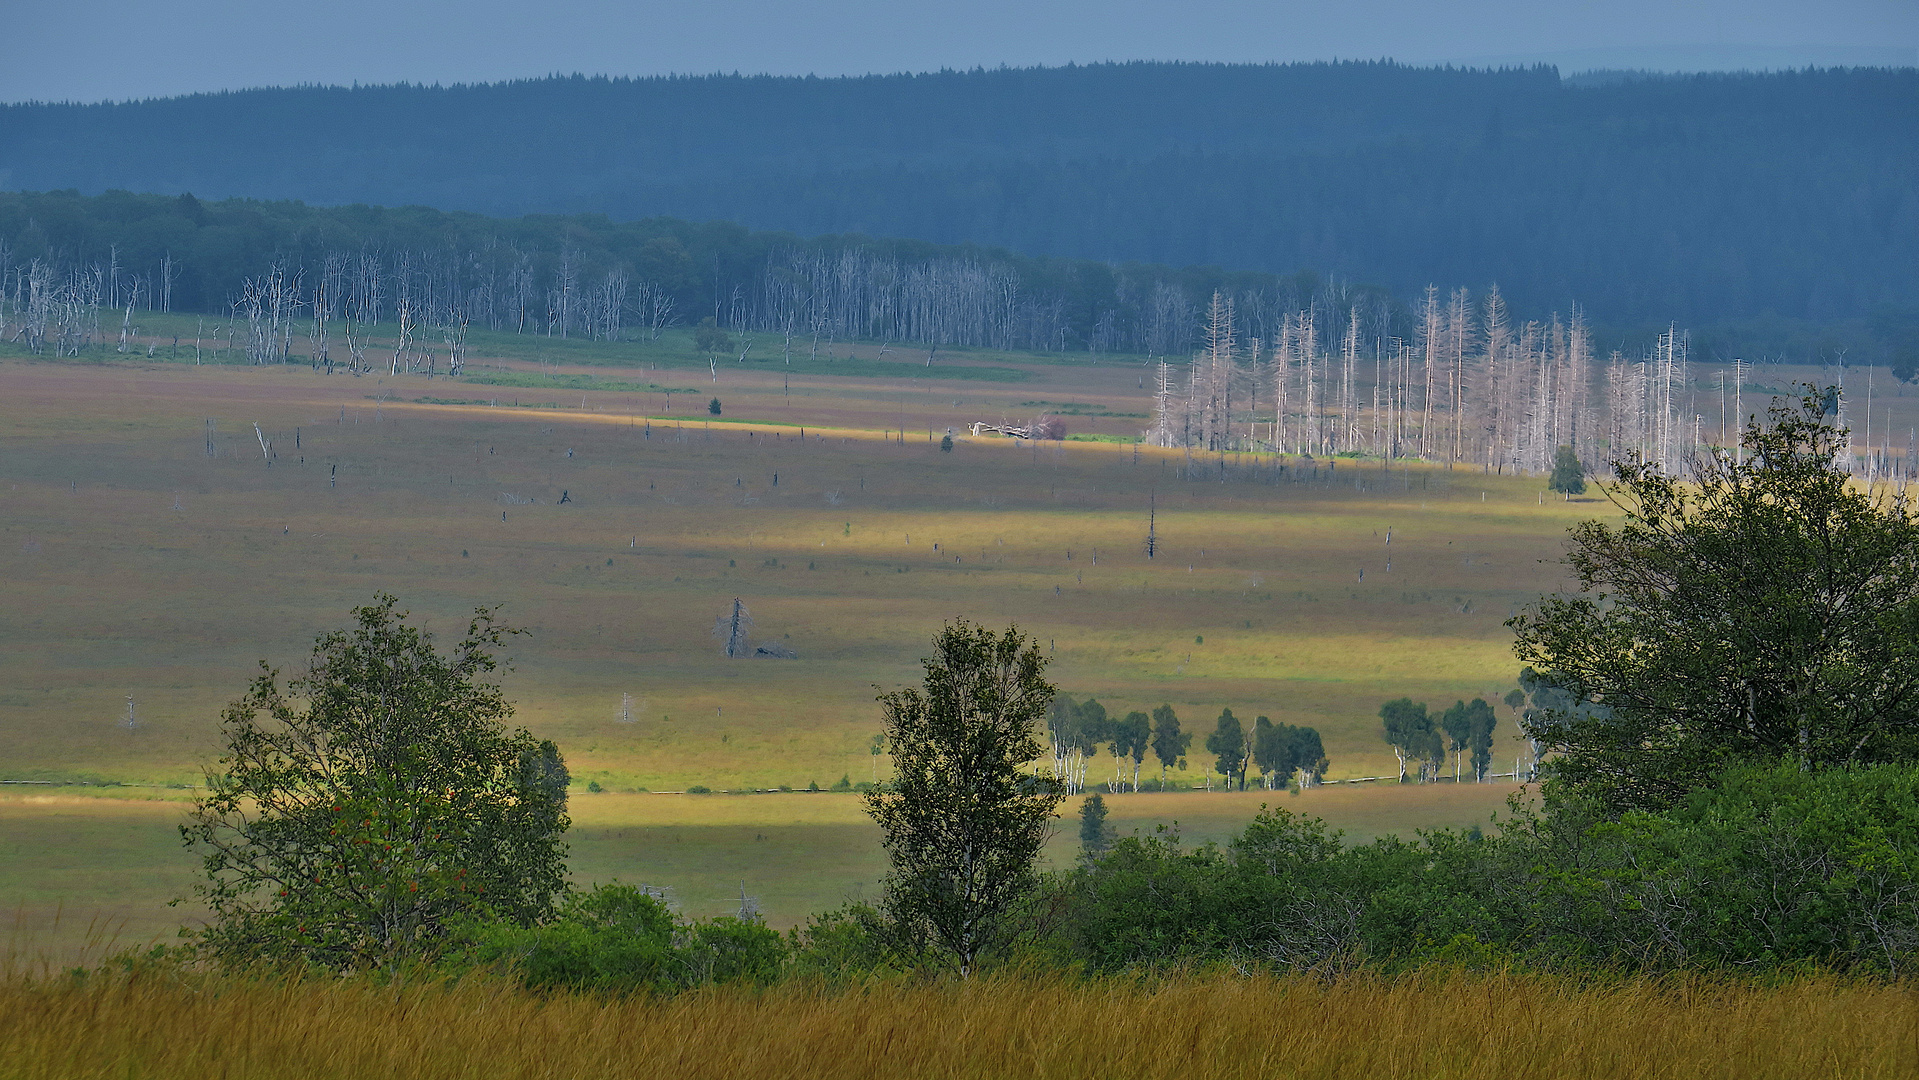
[3,61,1914,363]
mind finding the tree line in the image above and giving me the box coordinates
[4,62,1912,364]
[1043,695,1327,795]
[0,188,1367,361]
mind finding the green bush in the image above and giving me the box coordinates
[1045,764,1919,975]
[455,882,785,994]
[786,902,900,978]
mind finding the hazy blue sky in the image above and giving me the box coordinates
[5,0,1914,103]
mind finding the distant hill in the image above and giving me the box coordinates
[1,61,1914,352]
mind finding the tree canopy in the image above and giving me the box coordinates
[182,595,569,967]
[864,621,1061,976]
[1512,389,1919,812]
[1205,709,1248,790]
[1380,698,1443,783]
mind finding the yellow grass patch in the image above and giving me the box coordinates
[2,966,1911,1080]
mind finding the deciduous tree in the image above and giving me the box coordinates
[182,595,569,967]
[1206,709,1248,790]
[1150,704,1190,788]
[864,621,1061,976]
[1513,389,1919,812]
[1381,697,1442,783]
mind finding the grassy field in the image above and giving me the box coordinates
[5,330,1909,959]
[5,965,1914,1080]
[0,354,1581,790]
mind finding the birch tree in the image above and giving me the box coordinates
[864,621,1060,976]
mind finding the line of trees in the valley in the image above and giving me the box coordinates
[0,187,1388,363]
[1380,696,1511,784]
[1044,695,1326,795]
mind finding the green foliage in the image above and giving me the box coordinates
[1512,389,1919,812]
[1873,306,1919,383]
[456,882,785,994]
[1046,763,1919,976]
[707,396,723,415]
[181,595,568,968]
[1439,699,1498,781]
[1109,711,1152,787]
[1150,705,1190,781]
[1379,698,1442,783]
[694,318,734,354]
[1548,445,1586,495]
[940,434,954,452]
[1049,697,1109,757]
[1252,716,1329,786]
[1205,709,1247,790]
[865,621,1062,976]
[1499,764,1919,971]
[1078,794,1115,860]
[1048,808,1343,972]
[785,902,901,978]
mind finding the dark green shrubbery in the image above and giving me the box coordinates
[454,882,785,994]
[1043,763,1919,976]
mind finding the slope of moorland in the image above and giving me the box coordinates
[7,326,1919,953]
[2,62,1913,351]
[0,324,1579,949]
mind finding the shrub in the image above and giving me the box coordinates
[787,902,899,978]
[1044,764,1919,976]
[182,595,568,969]
[455,882,786,994]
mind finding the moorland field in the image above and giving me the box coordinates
[6,319,1916,958]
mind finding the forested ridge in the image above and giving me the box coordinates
[0,188,1351,359]
[2,61,1913,359]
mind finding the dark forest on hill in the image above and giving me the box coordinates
[2,62,1914,363]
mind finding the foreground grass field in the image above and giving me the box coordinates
[4,966,1913,1080]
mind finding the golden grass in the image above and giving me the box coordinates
[2,966,1912,1080]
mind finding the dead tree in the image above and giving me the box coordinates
[713,598,753,659]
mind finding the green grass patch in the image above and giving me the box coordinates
[456,371,690,393]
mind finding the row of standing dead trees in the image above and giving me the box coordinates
[1149,289,1917,482]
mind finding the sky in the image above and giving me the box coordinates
[3,0,1914,104]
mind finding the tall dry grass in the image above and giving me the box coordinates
[2,965,1913,1080]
